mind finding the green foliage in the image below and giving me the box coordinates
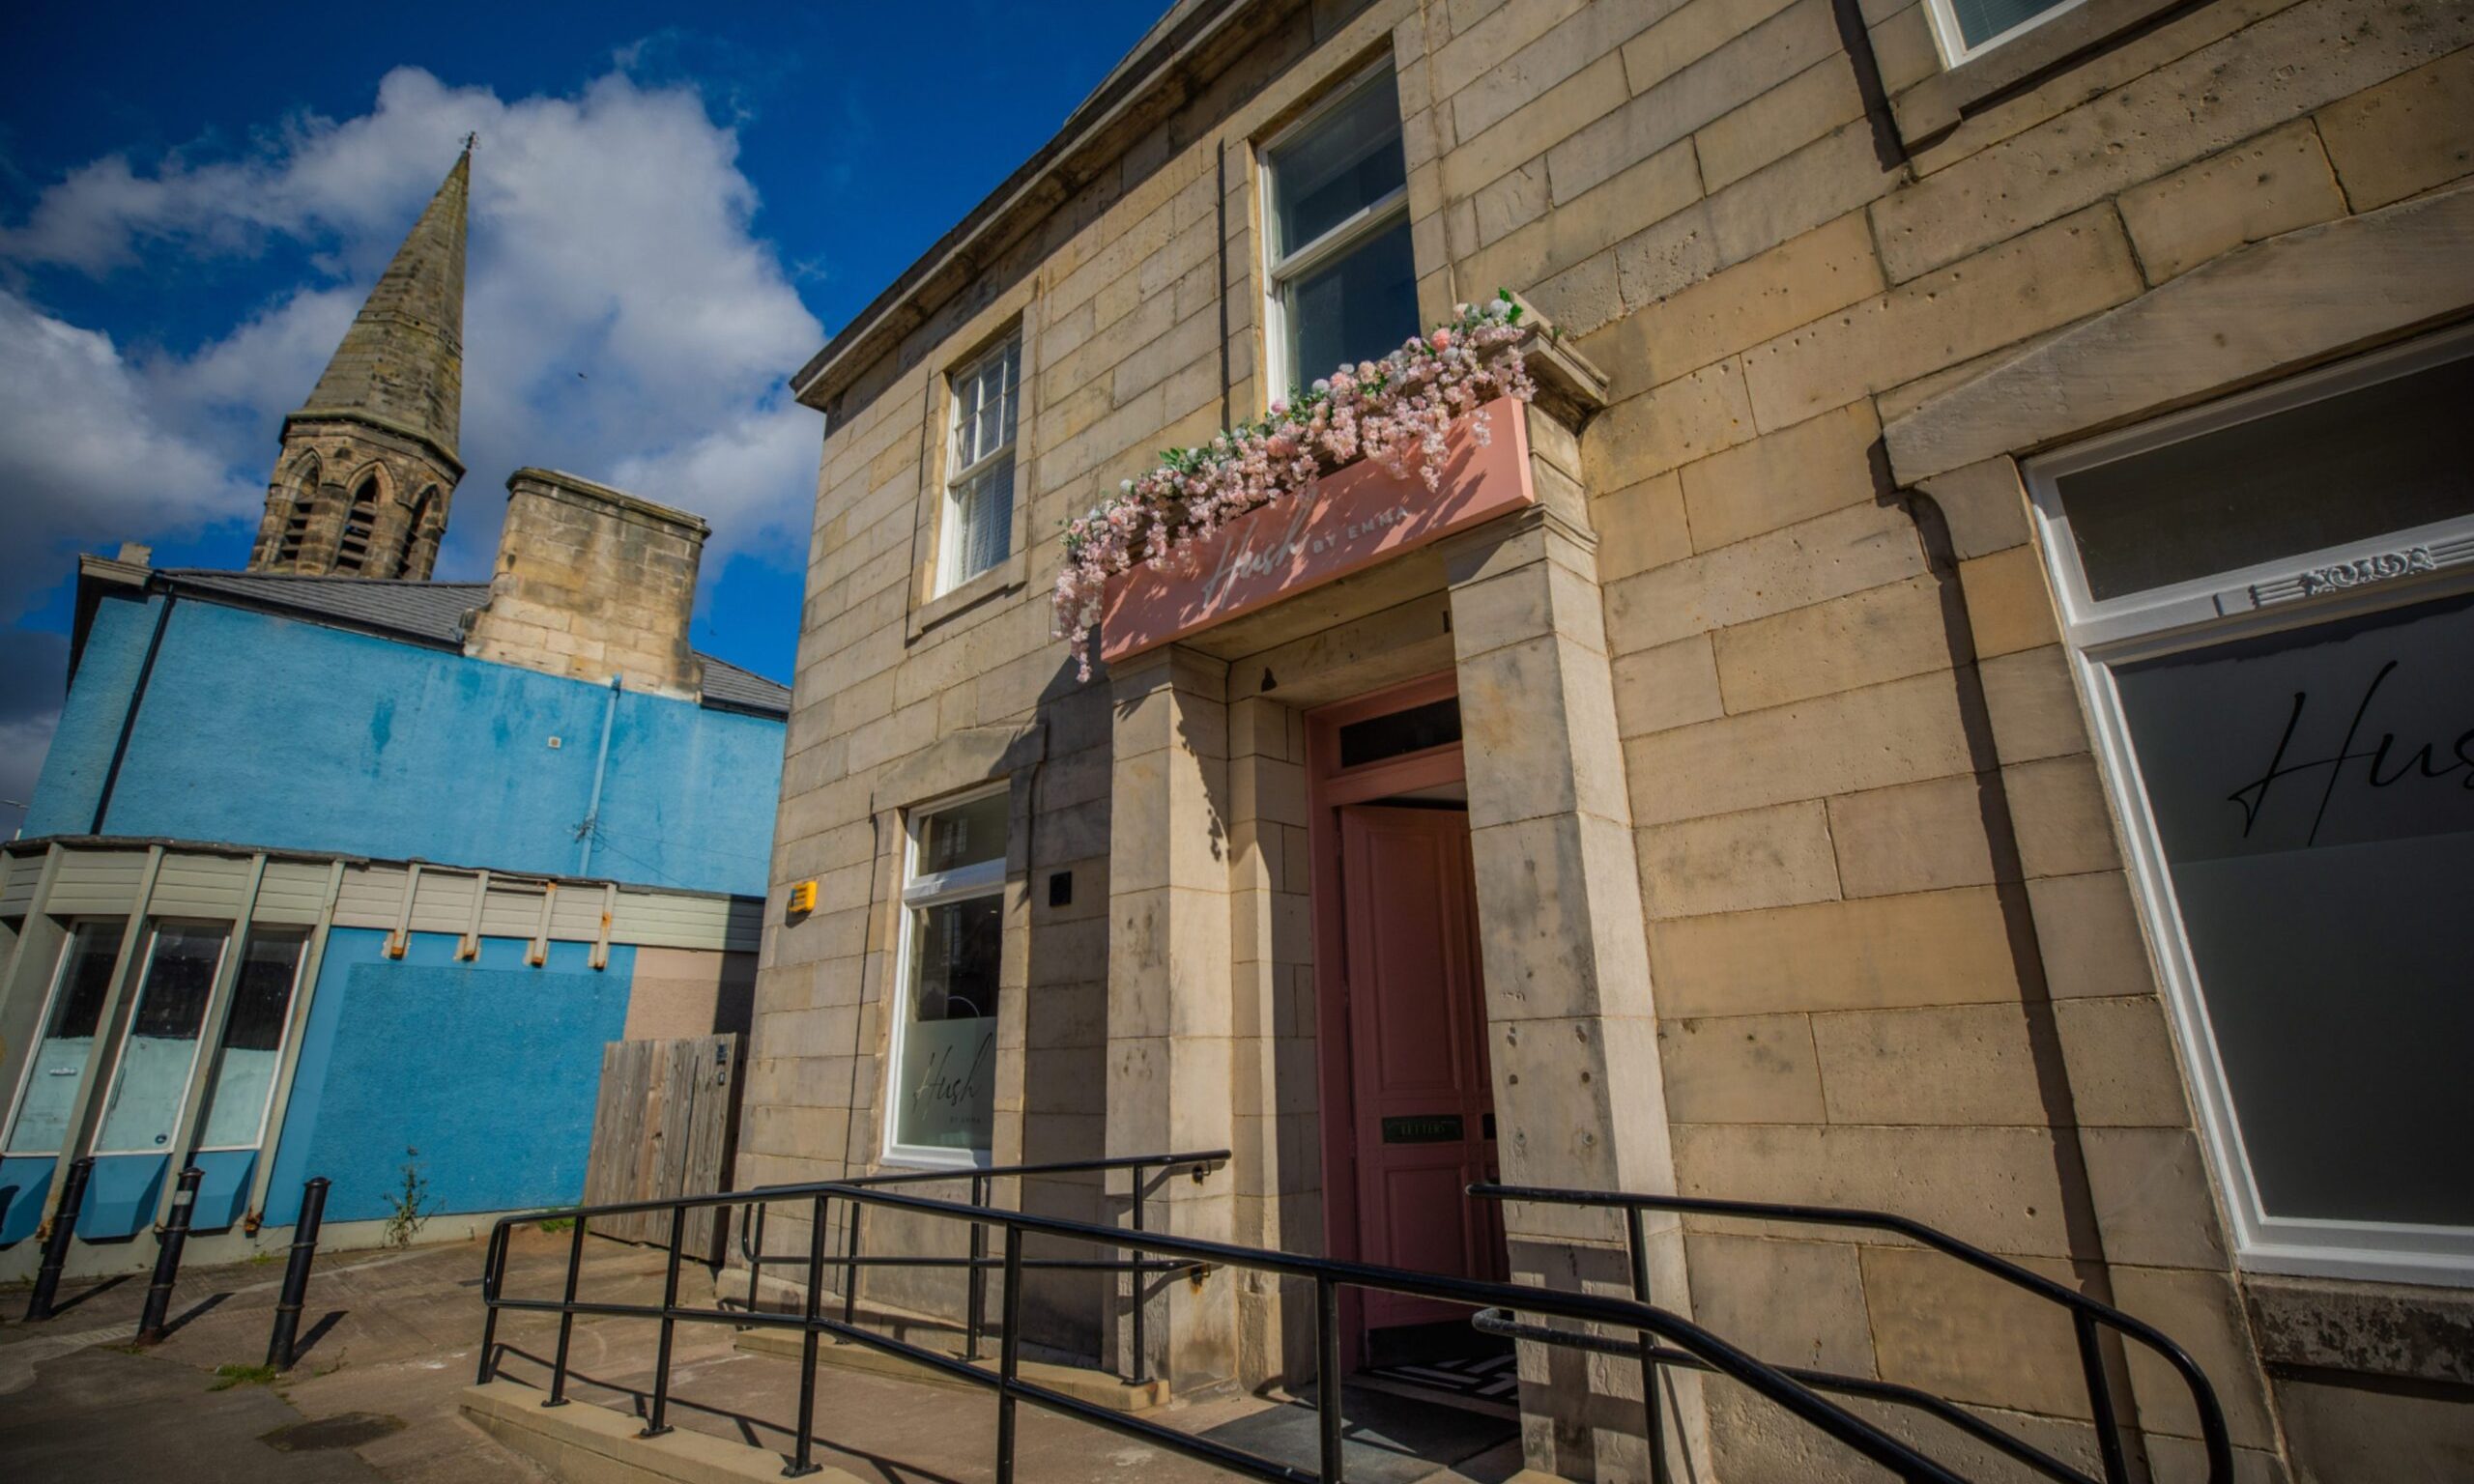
[210,1363,281,1391]
[538,1216,576,1233]
[382,1146,440,1249]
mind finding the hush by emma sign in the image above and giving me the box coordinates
[1203,499,1415,608]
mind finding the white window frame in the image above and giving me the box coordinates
[1,920,124,1156]
[881,783,1010,1171]
[1922,0,2087,68]
[89,920,231,1157]
[1259,58,1413,403]
[2025,324,2474,1290]
[935,337,1021,597]
[191,927,312,1155]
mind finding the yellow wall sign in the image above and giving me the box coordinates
[785,880,818,915]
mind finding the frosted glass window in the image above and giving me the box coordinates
[93,924,227,1154]
[196,929,307,1150]
[939,336,1021,592]
[1265,67,1416,395]
[2113,590,2474,1226]
[4,922,124,1156]
[890,791,1007,1159]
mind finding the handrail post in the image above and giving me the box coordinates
[785,1193,828,1477]
[266,1176,330,1369]
[1316,1274,1344,1481]
[995,1224,1025,1484]
[743,1201,766,1320]
[641,1202,685,1438]
[135,1165,203,1344]
[1128,1167,1148,1385]
[841,1197,862,1327]
[542,1213,588,1408]
[966,1173,989,1363]
[23,1156,94,1322]
[475,1223,507,1384]
[2076,1312,2132,1484]
[1625,1207,1669,1484]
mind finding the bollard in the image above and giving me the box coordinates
[23,1156,96,1322]
[134,1165,204,1345]
[265,1177,331,1370]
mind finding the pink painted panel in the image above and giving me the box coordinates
[1098,397,1535,664]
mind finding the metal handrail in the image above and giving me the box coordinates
[1469,1182,2233,1484]
[475,1169,1974,1483]
[732,1149,1225,1381]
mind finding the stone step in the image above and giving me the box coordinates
[732,1325,1168,1413]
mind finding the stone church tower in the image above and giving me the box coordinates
[248,145,468,580]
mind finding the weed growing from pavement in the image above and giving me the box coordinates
[384,1147,440,1248]
[211,1363,281,1390]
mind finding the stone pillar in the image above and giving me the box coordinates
[1104,643,1237,1392]
[1444,498,1709,1483]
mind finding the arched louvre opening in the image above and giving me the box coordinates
[332,474,382,574]
[275,458,321,565]
[392,486,440,578]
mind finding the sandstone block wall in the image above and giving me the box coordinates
[751,0,2474,1476]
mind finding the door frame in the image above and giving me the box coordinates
[1304,670,1475,1368]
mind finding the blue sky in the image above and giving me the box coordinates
[0,0,1167,831]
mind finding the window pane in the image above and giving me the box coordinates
[919,792,1009,875]
[1269,71,1406,259]
[2113,588,2474,1227]
[952,455,1015,582]
[1947,0,2074,48]
[94,925,226,1153]
[1338,698,1463,769]
[1286,214,1418,388]
[197,930,306,1149]
[2056,354,2474,601]
[5,922,124,1155]
[894,895,1001,1152]
[954,338,1020,469]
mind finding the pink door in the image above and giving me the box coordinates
[1339,804,1504,1336]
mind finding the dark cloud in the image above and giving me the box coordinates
[1,626,68,724]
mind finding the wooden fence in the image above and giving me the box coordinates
[581,1033,739,1258]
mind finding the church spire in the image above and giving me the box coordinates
[249,144,469,579]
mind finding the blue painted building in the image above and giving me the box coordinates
[0,147,791,1276]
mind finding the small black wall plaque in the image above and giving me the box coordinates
[1380,1114,1465,1144]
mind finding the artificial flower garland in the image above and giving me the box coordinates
[1052,292,1538,680]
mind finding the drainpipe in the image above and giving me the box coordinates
[92,592,176,835]
[575,674,622,876]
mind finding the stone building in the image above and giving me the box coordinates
[246,145,468,582]
[741,0,2472,1478]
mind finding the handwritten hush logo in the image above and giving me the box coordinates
[1200,499,1415,609]
[2228,659,2474,845]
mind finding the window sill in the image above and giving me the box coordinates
[878,1145,991,1174]
[909,551,1026,641]
[2244,1271,2474,1385]
[1892,0,2208,147]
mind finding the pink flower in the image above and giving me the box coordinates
[1430,328,1452,351]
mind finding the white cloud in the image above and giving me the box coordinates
[0,62,824,614]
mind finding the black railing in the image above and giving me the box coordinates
[476,1167,1978,1482]
[1468,1182,2233,1484]
[733,1150,1223,1384]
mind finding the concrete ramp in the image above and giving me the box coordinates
[460,1381,868,1484]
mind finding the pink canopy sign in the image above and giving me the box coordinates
[1100,396,1536,663]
